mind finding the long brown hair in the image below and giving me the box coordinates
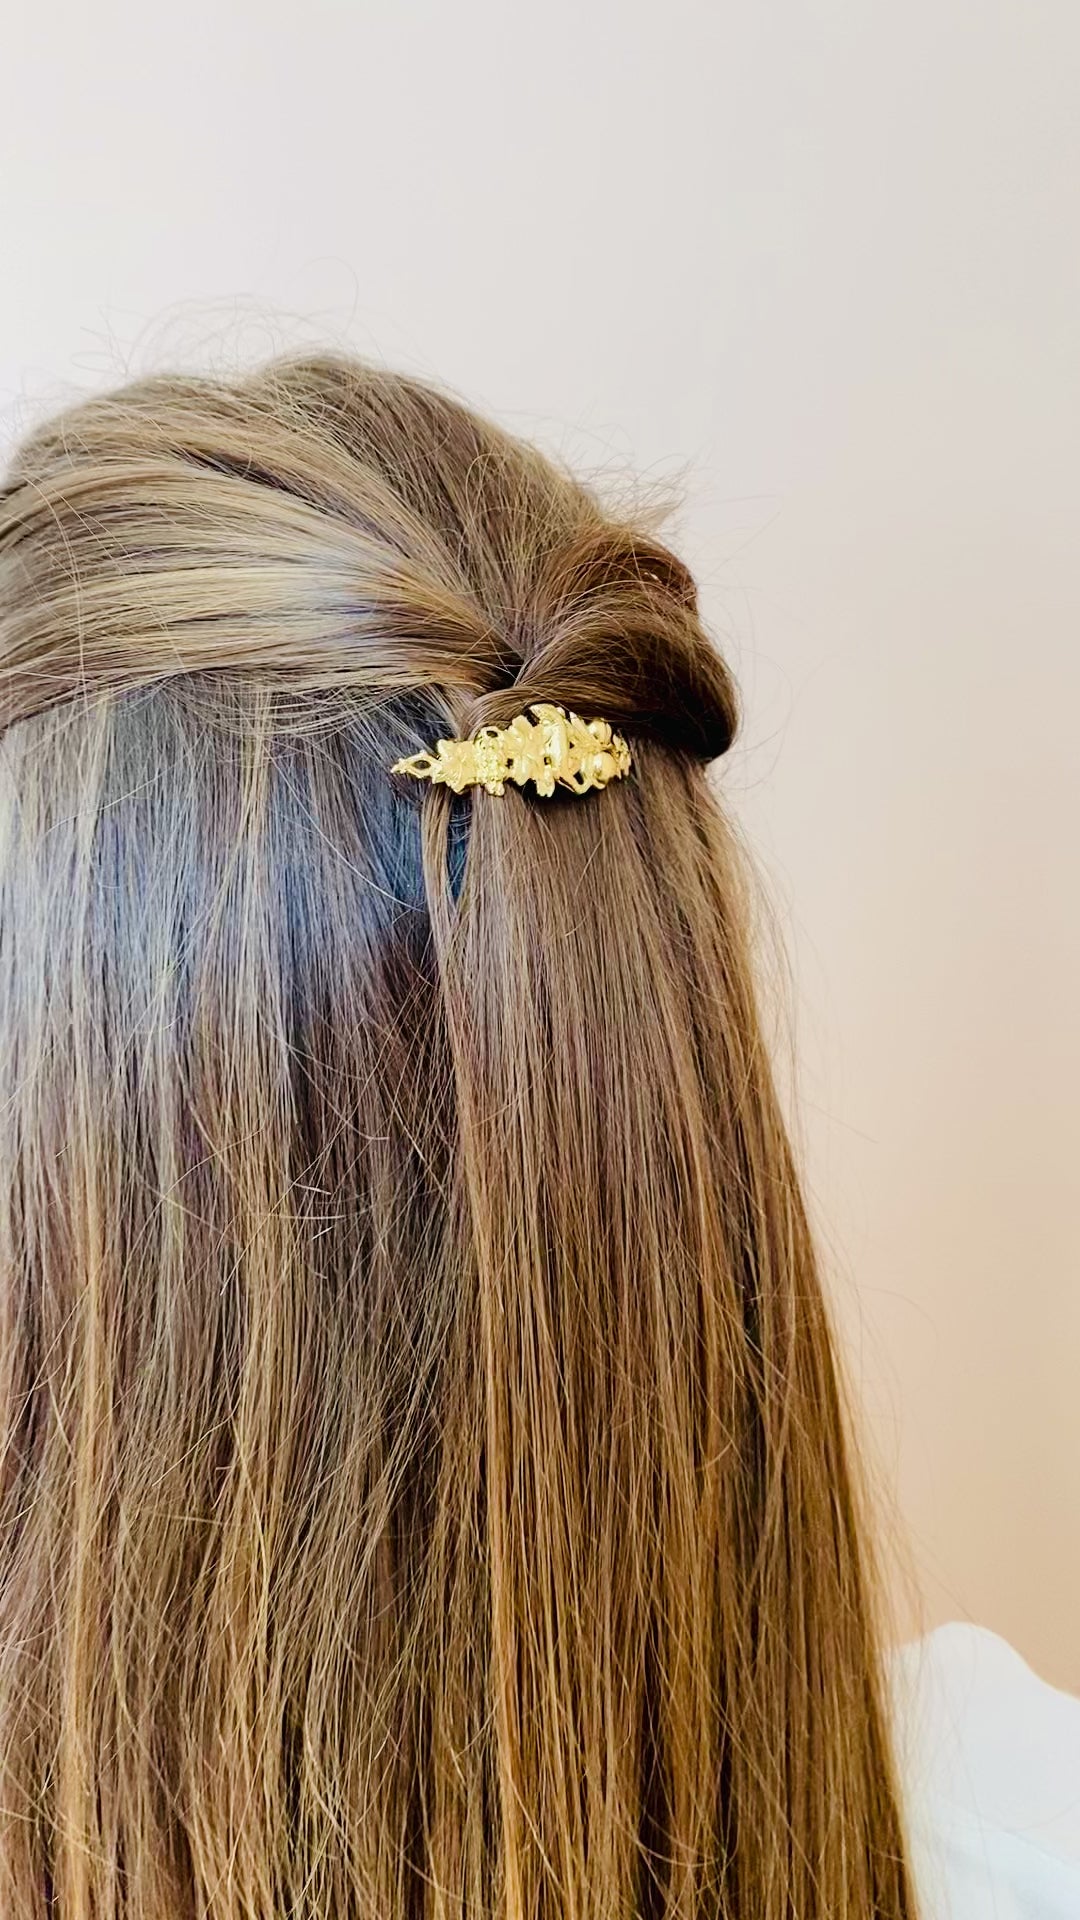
[0,353,917,1918]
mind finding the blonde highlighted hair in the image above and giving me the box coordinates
[0,354,917,1918]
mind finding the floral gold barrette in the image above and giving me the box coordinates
[391,702,632,798]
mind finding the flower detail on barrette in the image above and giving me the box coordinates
[391,703,632,797]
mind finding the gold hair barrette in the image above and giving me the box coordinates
[391,702,632,798]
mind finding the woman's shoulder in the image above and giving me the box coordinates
[886,1621,1080,1918]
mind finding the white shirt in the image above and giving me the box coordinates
[888,1622,1080,1918]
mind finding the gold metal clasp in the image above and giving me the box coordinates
[391,703,632,797]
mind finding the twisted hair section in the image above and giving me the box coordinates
[0,352,916,1920]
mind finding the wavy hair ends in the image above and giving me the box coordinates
[0,352,917,1919]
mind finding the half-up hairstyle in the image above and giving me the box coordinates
[0,353,917,1919]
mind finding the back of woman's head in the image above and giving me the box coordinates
[0,354,916,1919]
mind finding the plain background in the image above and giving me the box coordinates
[1,2,1077,1691]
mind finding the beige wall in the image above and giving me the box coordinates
[3,2,1077,1689]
